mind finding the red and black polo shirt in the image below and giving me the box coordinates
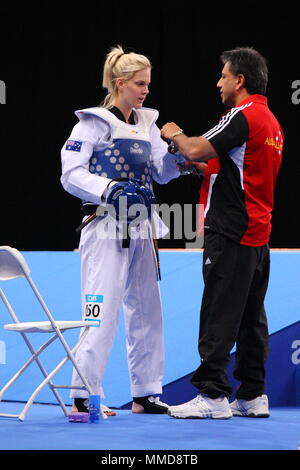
[202,94,283,247]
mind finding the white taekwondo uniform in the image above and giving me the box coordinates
[61,106,180,399]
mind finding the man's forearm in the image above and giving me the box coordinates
[160,122,218,161]
[172,134,217,161]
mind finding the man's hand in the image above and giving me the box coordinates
[161,122,182,140]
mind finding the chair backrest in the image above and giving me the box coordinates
[0,246,31,280]
[0,246,56,326]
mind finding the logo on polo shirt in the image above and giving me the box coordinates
[264,131,283,153]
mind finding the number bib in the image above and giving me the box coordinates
[84,295,103,325]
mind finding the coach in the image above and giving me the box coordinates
[161,47,283,419]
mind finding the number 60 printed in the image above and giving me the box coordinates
[84,294,103,325]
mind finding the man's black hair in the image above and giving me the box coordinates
[220,47,268,95]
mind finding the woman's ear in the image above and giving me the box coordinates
[115,77,125,91]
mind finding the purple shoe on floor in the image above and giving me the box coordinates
[68,411,89,423]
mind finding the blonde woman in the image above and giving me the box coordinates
[61,46,181,417]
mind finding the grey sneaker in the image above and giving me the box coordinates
[168,394,232,419]
[230,394,270,418]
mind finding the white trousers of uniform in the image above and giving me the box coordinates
[70,217,164,399]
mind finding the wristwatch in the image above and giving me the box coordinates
[171,129,183,139]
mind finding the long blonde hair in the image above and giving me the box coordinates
[101,45,151,108]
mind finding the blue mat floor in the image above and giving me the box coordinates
[0,402,299,451]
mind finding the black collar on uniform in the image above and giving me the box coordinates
[109,106,135,125]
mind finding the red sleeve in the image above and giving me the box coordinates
[199,159,220,207]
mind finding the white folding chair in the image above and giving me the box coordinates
[0,246,106,421]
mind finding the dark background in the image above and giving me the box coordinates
[1,2,299,250]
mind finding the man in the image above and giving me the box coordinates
[161,47,283,419]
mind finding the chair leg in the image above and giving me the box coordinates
[18,355,71,421]
[0,289,62,404]
[20,333,68,416]
[0,333,68,419]
[26,279,101,400]
[18,327,106,421]
[0,333,58,400]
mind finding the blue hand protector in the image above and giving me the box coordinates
[106,179,156,222]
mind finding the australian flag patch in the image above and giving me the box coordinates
[66,140,83,152]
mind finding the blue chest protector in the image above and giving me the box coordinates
[75,106,158,209]
[89,138,153,190]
